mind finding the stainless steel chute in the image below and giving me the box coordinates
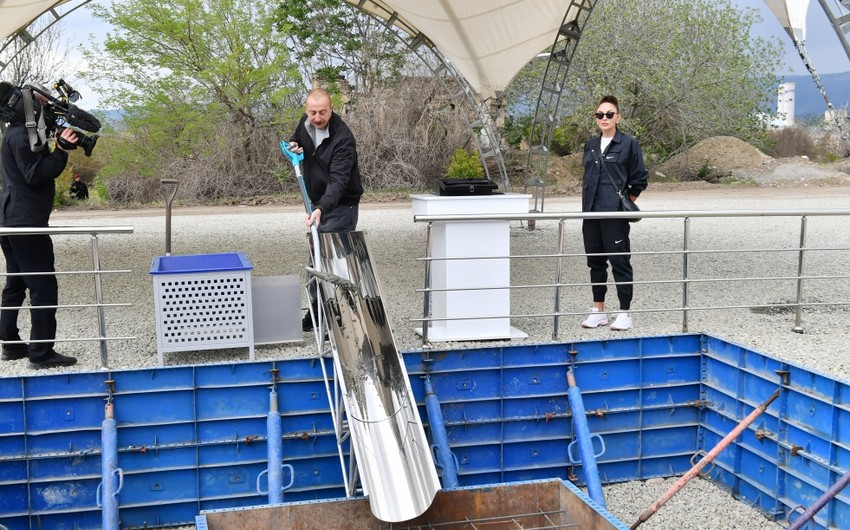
[309,231,440,523]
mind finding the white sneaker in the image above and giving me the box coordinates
[581,308,609,328]
[610,313,633,331]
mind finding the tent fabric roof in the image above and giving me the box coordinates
[0,0,67,43]
[343,0,577,99]
[762,0,809,42]
[2,1,817,99]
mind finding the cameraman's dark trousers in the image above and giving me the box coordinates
[582,218,633,311]
[0,234,58,358]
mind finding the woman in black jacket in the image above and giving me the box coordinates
[579,95,648,331]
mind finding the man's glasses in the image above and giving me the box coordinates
[595,111,617,120]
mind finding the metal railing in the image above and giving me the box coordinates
[0,226,135,366]
[413,209,850,345]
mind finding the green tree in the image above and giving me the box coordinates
[504,0,782,161]
[274,0,412,91]
[81,0,304,202]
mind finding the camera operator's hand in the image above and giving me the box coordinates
[288,141,304,155]
[55,128,79,151]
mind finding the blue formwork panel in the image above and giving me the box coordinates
[404,336,706,491]
[700,338,850,530]
[3,333,850,530]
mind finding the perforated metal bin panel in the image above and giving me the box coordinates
[152,264,255,365]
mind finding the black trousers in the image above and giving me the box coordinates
[0,234,58,357]
[582,218,633,311]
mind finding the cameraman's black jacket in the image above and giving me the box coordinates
[1,122,69,227]
[291,112,362,215]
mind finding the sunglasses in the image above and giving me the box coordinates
[595,111,617,120]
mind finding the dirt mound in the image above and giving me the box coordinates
[655,136,774,181]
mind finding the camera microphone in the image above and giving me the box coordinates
[65,103,101,133]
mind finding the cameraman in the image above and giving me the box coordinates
[0,99,80,369]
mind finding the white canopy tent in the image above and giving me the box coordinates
[763,0,810,41]
[3,0,849,99]
[341,0,579,100]
[0,0,67,41]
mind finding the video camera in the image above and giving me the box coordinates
[0,79,101,156]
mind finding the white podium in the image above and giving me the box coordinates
[411,193,530,342]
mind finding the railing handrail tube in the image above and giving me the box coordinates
[413,208,850,223]
[0,225,134,367]
[417,246,849,262]
[0,226,134,236]
[410,301,850,324]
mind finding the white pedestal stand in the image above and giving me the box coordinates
[411,193,530,342]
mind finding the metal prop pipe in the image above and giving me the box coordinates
[424,376,459,488]
[566,369,605,507]
[98,402,123,530]
[631,387,781,529]
[266,387,283,504]
[787,468,850,530]
[256,386,294,503]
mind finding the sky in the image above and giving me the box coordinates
[46,0,850,108]
[733,0,850,75]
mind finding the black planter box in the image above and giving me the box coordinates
[435,178,499,196]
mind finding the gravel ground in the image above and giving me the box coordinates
[3,184,850,529]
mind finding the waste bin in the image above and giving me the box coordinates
[150,252,254,365]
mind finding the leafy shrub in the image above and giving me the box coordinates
[765,124,850,162]
[769,126,815,159]
[444,148,484,179]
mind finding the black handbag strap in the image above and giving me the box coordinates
[594,148,628,201]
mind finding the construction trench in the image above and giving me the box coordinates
[2,228,849,529]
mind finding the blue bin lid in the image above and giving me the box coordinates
[150,252,253,274]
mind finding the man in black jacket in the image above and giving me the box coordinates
[70,173,89,200]
[0,93,80,368]
[287,88,363,332]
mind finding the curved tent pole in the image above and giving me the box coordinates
[522,0,597,221]
[767,0,849,142]
[815,0,850,141]
[816,0,850,63]
[792,38,847,141]
[0,0,94,76]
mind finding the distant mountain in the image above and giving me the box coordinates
[776,71,850,119]
[94,108,126,129]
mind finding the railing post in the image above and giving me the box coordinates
[553,219,565,340]
[792,216,808,333]
[682,218,691,333]
[422,222,433,346]
[91,234,109,367]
